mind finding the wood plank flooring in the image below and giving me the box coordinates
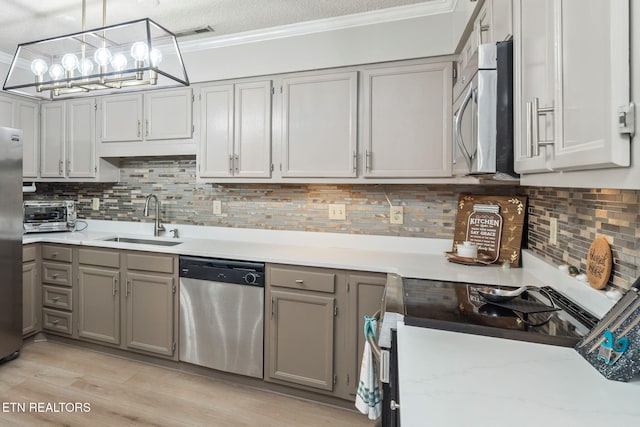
[0,341,377,427]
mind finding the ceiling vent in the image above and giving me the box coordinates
[174,26,215,38]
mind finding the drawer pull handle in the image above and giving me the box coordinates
[51,320,60,325]
[52,297,61,302]
[52,273,59,279]
[51,253,58,258]
[295,279,304,284]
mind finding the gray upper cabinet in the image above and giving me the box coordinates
[98,88,196,157]
[0,93,40,180]
[199,80,272,179]
[279,71,358,178]
[362,62,453,178]
[515,0,631,175]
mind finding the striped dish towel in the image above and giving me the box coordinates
[355,316,381,420]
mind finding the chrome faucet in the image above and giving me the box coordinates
[143,194,165,236]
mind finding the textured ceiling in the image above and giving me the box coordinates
[0,0,438,54]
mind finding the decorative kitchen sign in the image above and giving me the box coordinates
[452,195,527,267]
[586,236,612,289]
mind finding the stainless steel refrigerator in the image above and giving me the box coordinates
[0,127,22,363]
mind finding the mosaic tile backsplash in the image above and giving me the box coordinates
[26,157,640,290]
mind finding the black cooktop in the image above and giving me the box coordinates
[402,278,598,347]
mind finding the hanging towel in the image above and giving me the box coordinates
[355,316,382,420]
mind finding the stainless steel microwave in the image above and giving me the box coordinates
[23,200,76,233]
[453,40,516,178]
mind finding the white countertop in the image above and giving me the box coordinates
[23,219,615,317]
[397,323,640,427]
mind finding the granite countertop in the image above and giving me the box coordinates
[397,323,640,427]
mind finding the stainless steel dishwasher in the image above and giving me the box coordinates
[179,256,264,378]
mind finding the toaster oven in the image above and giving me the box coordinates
[23,200,76,233]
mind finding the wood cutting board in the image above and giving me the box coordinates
[586,236,612,289]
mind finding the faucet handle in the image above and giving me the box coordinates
[169,228,179,238]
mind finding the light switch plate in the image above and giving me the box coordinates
[549,217,558,245]
[329,204,346,220]
[92,198,100,211]
[213,200,222,215]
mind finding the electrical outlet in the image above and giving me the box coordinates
[390,206,404,224]
[213,200,222,215]
[328,204,346,220]
[92,198,100,211]
[549,217,558,245]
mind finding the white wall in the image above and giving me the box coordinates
[181,12,468,83]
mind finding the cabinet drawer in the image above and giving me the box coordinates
[23,245,37,263]
[126,253,174,273]
[42,285,73,310]
[79,248,120,268]
[42,308,72,335]
[42,245,73,262]
[42,262,73,286]
[269,265,336,293]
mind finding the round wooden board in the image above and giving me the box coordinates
[586,236,612,289]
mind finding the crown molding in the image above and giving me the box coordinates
[179,0,457,52]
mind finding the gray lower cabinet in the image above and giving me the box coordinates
[41,244,74,336]
[268,289,336,391]
[124,271,175,356]
[265,264,386,401]
[22,245,40,337]
[77,266,120,345]
[76,248,178,359]
[346,272,386,396]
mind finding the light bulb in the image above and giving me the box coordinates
[110,53,128,71]
[30,59,48,76]
[61,53,79,72]
[49,64,64,80]
[130,42,149,61]
[79,58,94,76]
[149,48,162,67]
[94,47,112,67]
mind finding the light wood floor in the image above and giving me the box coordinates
[0,341,376,427]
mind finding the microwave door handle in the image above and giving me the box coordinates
[455,86,475,171]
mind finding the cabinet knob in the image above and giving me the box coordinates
[295,279,304,284]
[51,319,60,325]
[390,400,400,411]
[52,296,60,302]
[52,273,59,279]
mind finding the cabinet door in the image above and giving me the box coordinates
[67,99,96,178]
[125,272,175,356]
[40,103,66,178]
[100,94,143,142]
[22,261,39,336]
[514,0,555,173]
[199,84,234,178]
[267,289,335,391]
[234,80,272,178]
[346,273,386,396]
[551,0,630,170]
[280,72,357,177]
[78,266,120,345]
[16,100,40,179]
[362,63,453,178]
[0,95,13,127]
[144,88,193,140]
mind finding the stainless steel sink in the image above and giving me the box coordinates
[102,237,183,246]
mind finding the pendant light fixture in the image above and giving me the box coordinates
[3,0,189,100]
